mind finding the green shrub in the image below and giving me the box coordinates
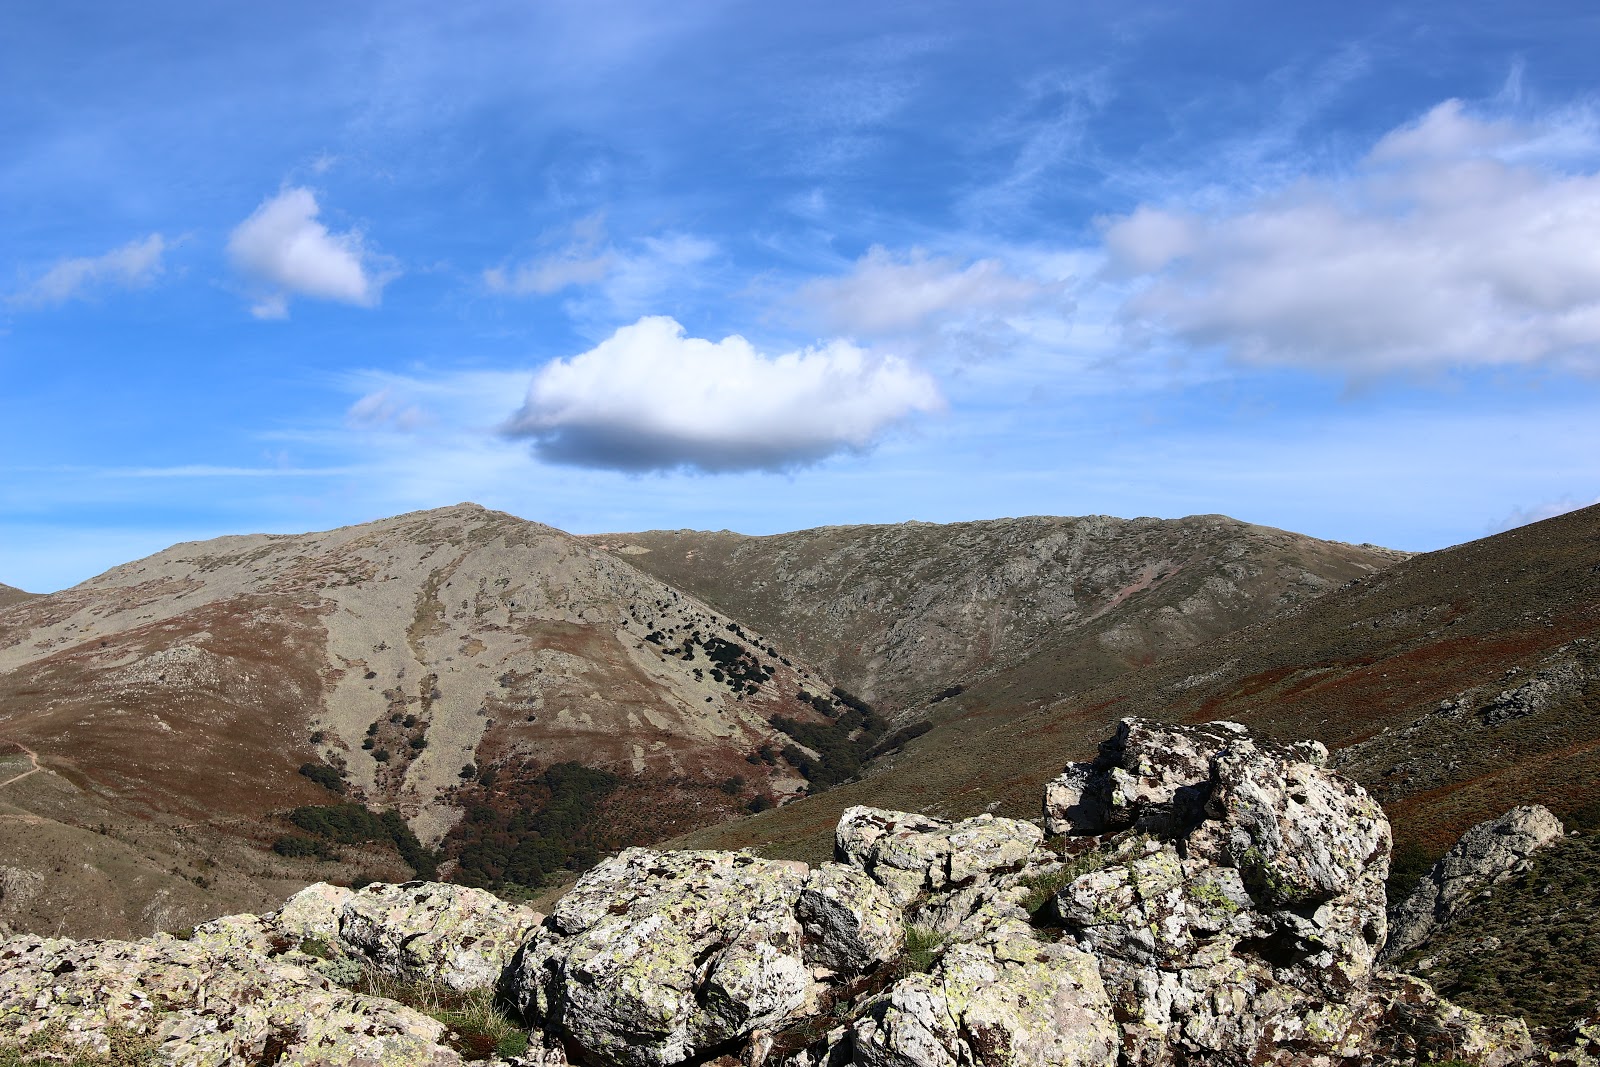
[298,937,334,960]
[445,761,619,891]
[298,762,347,794]
[899,924,945,976]
[283,803,436,879]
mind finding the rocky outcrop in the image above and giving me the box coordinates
[1383,804,1565,962]
[508,848,904,1067]
[0,719,1546,1067]
[340,881,544,991]
[852,924,1118,1067]
[0,933,465,1066]
[836,808,1044,906]
[0,880,554,1066]
[1038,719,1404,1066]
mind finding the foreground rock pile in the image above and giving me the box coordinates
[0,719,1560,1066]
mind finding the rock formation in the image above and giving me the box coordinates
[0,719,1551,1066]
[1383,804,1565,962]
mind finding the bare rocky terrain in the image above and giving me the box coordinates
[590,515,1405,713]
[0,583,33,610]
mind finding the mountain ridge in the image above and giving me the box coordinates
[587,513,1406,714]
[670,504,1600,868]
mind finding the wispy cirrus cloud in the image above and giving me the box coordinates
[486,216,718,324]
[9,234,169,307]
[484,212,614,296]
[1103,99,1600,375]
[227,187,394,319]
[503,315,942,473]
[1489,494,1600,535]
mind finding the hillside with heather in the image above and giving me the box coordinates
[674,504,1600,872]
[0,505,848,937]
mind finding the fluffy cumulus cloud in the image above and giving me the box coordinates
[1104,100,1600,374]
[503,315,942,473]
[227,188,392,318]
[10,234,168,307]
[800,245,1068,344]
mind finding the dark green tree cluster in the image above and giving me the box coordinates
[280,802,437,879]
[768,700,888,791]
[865,720,933,760]
[297,762,347,794]
[444,762,620,891]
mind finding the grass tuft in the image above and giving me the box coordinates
[0,1021,160,1067]
[345,966,529,1060]
[899,924,946,976]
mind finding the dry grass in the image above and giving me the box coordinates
[346,966,529,1061]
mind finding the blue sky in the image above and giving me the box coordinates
[4,1,1599,591]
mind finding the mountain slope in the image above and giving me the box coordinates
[674,505,1600,865]
[0,583,33,610]
[590,515,1405,713]
[0,505,843,936]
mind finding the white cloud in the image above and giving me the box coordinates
[485,213,614,296]
[485,217,719,326]
[1490,494,1600,534]
[226,187,391,318]
[503,315,942,472]
[795,246,1074,367]
[1104,100,1600,374]
[346,388,431,432]
[10,234,168,306]
[802,246,1058,335]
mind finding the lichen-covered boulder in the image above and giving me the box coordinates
[1372,973,1534,1067]
[852,921,1117,1067]
[1210,739,1388,909]
[0,933,463,1066]
[1548,1016,1600,1067]
[836,808,1044,906]
[276,880,355,940]
[339,880,544,991]
[1043,719,1399,1066]
[1384,804,1565,961]
[1043,719,1253,836]
[797,863,904,975]
[510,848,815,1067]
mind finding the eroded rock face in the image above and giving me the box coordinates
[1039,718,1403,1066]
[0,934,462,1066]
[797,864,905,975]
[1384,804,1565,961]
[275,880,354,940]
[853,923,1117,1067]
[836,807,1043,906]
[510,849,819,1067]
[340,880,544,991]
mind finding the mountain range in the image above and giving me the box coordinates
[2,502,1594,942]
